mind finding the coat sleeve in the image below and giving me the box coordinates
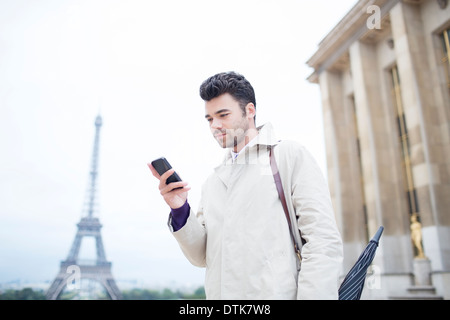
[168,195,207,268]
[288,144,343,300]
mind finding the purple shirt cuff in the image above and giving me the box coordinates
[170,200,190,232]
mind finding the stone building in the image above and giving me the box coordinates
[307,0,449,299]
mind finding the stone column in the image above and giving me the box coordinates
[349,39,411,274]
[390,0,450,272]
[318,70,368,273]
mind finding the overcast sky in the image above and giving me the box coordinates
[0,0,358,289]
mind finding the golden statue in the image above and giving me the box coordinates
[410,213,426,259]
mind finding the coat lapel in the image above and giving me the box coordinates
[214,152,233,188]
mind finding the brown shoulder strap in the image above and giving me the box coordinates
[269,147,302,261]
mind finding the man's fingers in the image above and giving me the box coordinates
[157,169,176,189]
[171,186,191,196]
[160,168,175,182]
[160,181,189,195]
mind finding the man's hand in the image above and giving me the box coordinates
[147,163,190,209]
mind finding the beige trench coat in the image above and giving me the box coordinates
[169,123,343,300]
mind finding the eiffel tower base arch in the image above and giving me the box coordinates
[46,261,122,300]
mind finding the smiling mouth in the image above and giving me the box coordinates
[214,132,227,138]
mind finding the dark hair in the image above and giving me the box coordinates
[199,71,256,121]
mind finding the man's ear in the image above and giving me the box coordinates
[245,103,256,120]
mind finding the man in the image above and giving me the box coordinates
[148,71,343,299]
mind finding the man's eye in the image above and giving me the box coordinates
[206,118,212,122]
[220,114,229,118]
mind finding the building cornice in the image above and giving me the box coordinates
[306,0,402,83]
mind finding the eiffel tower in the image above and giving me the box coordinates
[46,115,122,300]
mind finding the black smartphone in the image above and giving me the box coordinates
[151,157,182,185]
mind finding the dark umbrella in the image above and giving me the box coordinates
[338,226,384,300]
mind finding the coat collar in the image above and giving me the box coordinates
[214,123,279,187]
[254,122,279,147]
[220,122,279,164]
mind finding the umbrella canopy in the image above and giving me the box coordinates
[338,226,384,300]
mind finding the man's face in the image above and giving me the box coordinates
[204,93,254,151]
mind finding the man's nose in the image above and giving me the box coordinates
[211,118,222,129]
